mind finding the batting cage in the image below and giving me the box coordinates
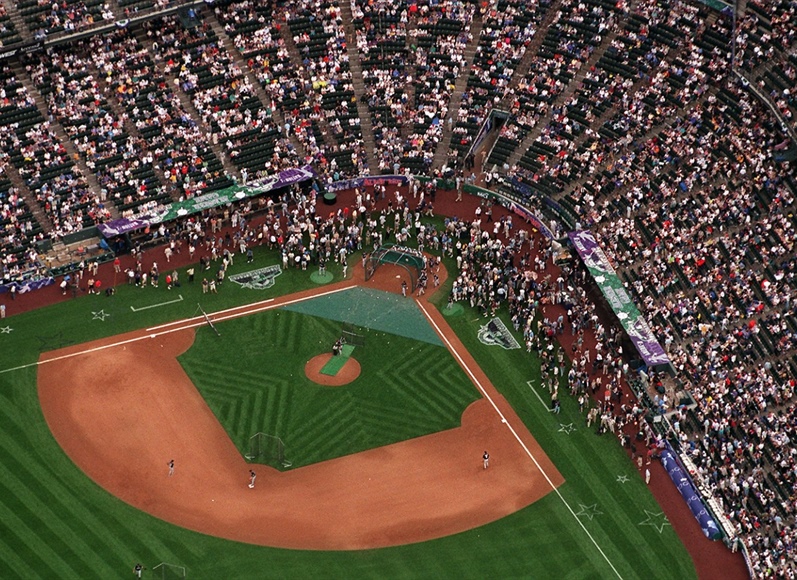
[245,432,292,469]
[151,562,186,579]
[340,323,365,347]
[365,244,425,290]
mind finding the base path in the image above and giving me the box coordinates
[37,262,563,550]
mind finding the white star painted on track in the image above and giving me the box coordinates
[575,503,603,520]
[617,475,629,484]
[92,310,110,321]
[558,422,576,434]
[0,326,12,334]
[639,510,671,534]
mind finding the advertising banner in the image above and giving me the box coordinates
[568,230,669,367]
[98,165,316,237]
[661,443,723,540]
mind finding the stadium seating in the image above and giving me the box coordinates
[0,1,793,573]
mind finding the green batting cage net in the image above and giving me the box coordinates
[245,433,292,469]
[365,244,425,290]
[341,323,365,347]
[151,563,186,579]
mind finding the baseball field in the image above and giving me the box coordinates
[0,217,700,578]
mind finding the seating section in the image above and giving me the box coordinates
[738,0,797,130]
[0,158,45,278]
[16,0,113,39]
[0,3,23,47]
[351,0,410,172]
[26,44,167,215]
[400,0,477,174]
[148,12,300,177]
[284,0,364,178]
[488,0,621,168]
[0,63,97,236]
[446,0,542,166]
[100,31,233,212]
[516,0,709,197]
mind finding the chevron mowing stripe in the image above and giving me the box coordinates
[180,305,478,468]
[0,420,118,577]
[0,387,185,572]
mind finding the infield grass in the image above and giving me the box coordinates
[178,309,479,468]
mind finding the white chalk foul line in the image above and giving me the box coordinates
[527,380,554,412]
[417,300,622,580]
[130,294,184,312]
[1,284,355,376]
[145,298,275,331]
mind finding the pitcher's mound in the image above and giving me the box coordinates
[305,354,361,386]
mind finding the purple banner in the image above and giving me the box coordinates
[249,164,317,193]
[0,277,55,294]
[569,230,670,367]
[661,443,722,540]
[97,218,150,238]
[326,175,408,193]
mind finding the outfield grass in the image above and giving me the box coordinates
[0,249,329,371]
[442,309,696,579]
[179,310,479,468]
[0,239,696,579]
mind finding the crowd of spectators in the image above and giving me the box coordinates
[350,0,411,173]
[22,0,115,40]
[96,31,235,208]
[26,44,166,213]
[446,0,540,166]
[490,2,797,575]
[282,0,366,178]
[147,13,300,177]
[487,0,623,171]
[734,0,797,131]
[400,0,477,173]
[0,1,796,574]
[0,62,100,238]
[0,157,46,282]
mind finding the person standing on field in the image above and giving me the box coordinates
[483,451,490,469]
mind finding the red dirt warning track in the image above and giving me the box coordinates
[37,265,563,550]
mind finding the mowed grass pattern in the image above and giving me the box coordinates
[0,370,193,580]
[0,239,697,578]
[179,309,480,468]
[441,310,698,579]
